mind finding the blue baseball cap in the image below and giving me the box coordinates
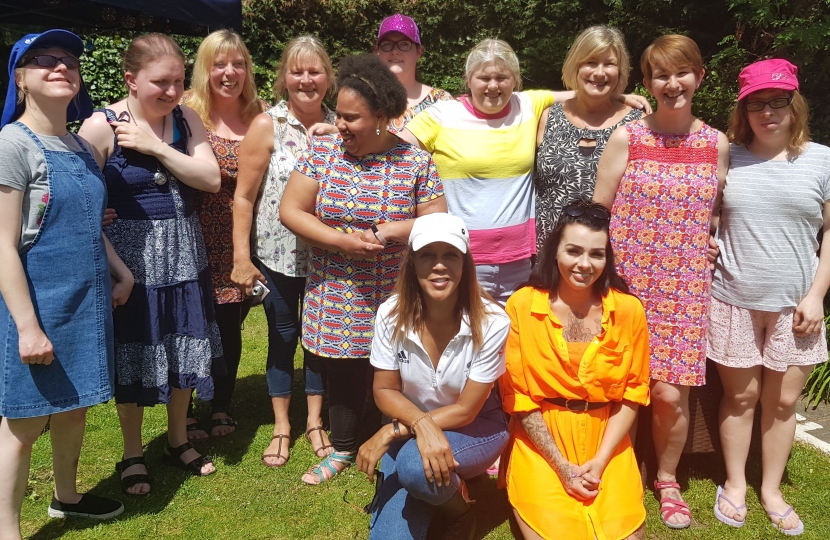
[2,29,93,129]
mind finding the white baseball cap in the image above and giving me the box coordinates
[409,213,470,253]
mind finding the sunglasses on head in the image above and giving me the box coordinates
[378,40,414,53]
[563,202,611,221]
[745,96,792,112]
[24,55,80,70]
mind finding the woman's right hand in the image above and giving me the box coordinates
[102,208,117,227]
[18,325,54,365]
[356,426,394,483]
[413,416,457,487]
[340,232,385,259]
[231,259,265,296]
[707,235,720,270]
[558,461,600,501]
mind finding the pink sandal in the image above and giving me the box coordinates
[654,480,692,529]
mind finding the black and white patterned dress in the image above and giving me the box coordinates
[534,103,642,250]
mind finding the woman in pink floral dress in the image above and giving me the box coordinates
[594,35,729,530]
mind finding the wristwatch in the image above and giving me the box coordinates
[391,419,401,439]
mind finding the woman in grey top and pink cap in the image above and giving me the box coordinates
[374,14,453,133]
[708,58,829,536]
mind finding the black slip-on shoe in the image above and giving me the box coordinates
[48,493,124,520]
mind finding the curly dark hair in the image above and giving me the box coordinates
[336,54,407,119]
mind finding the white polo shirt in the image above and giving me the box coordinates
[370,295,510,412]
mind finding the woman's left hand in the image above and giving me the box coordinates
[574,457,606,493]
[308,123,339,137]
[356,427,393,483]
[414,417,457,487]
[793,293,824,337]
[109,120,164,156]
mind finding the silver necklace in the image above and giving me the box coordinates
[126,102,168,186]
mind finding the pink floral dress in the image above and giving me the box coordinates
[609,120,719,386]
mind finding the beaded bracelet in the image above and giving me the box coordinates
[409,412,431,436]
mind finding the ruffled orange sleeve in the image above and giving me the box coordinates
[499,291,541,414]
[622,297,650,406]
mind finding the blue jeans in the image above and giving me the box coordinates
[254,259,325,397]
[368,396,508,540]
[475,258,532,306]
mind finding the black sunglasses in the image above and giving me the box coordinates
[563,203,611,221]
[745,96,792,112]
[25,55,80,69]
[378,40,414,53]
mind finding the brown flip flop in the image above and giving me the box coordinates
[262,434,290,468]
[305,426,333,458]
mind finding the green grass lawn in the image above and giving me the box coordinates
[20,306,830,539]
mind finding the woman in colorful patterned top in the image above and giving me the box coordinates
[535,26,642,250]
[373,14,453,133]
[594,34,729,530]
[280,54,446,485]
[183,29,266,439]
[232,36,337,468]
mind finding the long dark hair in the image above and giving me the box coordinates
[526,201,630,296]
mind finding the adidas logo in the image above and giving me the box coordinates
[397,350,409,363]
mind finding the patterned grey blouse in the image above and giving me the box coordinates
[534,103,642,251]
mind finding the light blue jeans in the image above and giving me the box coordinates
[368,394,508,540]
[475,258,532,306]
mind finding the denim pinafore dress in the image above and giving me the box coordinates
[0,123,114,419]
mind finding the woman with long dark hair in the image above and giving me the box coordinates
[500,201,649,540]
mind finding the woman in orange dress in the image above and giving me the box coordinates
[500,201,649,540]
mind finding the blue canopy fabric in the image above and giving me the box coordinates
[0,0,242,35]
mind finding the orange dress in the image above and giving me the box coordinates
[500,286,650,540]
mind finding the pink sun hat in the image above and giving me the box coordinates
[738,58,799,101]
[377,14,421,45]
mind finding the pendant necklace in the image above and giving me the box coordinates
[126,102,168,186]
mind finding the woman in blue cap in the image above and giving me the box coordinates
[0,29,133,535]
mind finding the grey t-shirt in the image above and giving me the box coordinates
[0,123,96,250]
[712,142,830,310]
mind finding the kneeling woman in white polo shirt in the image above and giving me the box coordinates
[356,213,511,540]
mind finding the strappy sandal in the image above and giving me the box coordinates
[210,415,237,437]
[301,451,355,485]
[714,485,746,528]
[654,480,692,529]
[765,505,805,536]
[262,434,291,468]
[164,441,216,476]
[115,456,151,496]
[185,415,209,441]
[305,425,333,458]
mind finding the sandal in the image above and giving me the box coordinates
[765,505,805,536]
[210,415,237,437]
[115,456,151,496]
[301,451,354,485]
[654,480,692,529]
[164,441,216,476]
[186,416,209,441]
[305,425,333,458]
[714,485,746,528]
[262,434,291,468]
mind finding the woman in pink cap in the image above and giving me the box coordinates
[707,59,828,536]
[374,14,453,133]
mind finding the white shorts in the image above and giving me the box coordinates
[708,296,827,372]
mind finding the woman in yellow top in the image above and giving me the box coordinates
[500,201,650,540]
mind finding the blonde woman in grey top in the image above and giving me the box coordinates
[231,36,337,468]
[708,59,827,535]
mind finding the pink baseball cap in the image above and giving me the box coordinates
[377,14,421,45]
[738,58,799,101]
